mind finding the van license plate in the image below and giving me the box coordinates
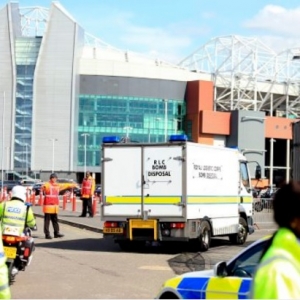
[103,228,123,234]
[4,247,17,259]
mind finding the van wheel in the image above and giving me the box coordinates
[229,217,248,245]
[190,220,211,252]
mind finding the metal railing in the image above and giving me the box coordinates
[253,198,275,228]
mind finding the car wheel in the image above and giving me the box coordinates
[159,292,179,299]
[229,217,248,245]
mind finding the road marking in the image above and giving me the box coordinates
[139,265,171,271]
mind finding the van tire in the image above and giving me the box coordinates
[229,217,248,245]
[199,220,211,252]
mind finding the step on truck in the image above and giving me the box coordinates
[101,134,260,251]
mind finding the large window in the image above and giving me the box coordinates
[77,95,186,168]
[14,37,42,171]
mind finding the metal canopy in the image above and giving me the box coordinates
[179,35,300,117]
[18,7,300,117]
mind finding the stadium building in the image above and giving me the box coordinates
[0,1,298,186]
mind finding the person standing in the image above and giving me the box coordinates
[250,180,300,299]
[79,171,95,217]
[42,173,64,239]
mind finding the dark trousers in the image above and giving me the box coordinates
[44,213,60,236]
[81,198,93,216]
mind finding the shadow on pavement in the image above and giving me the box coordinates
[35,235,254,255]
[167,238,257,275]
[35,237,120,252]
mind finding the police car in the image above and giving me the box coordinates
[156,237,270,299]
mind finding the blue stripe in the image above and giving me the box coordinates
[238,279,252,299]
[177,277,209,299]
[0,252,5,258]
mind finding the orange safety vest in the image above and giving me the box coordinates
[43,182,60,214]
[81,177,94,199]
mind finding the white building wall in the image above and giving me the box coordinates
[0,4,17,171]
[32,2,83,172]
[79,47,212,82]
[213,135,226,147]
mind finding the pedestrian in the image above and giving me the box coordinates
[250,180,300,299]
[42,173,64,239]
[0,185,37,278]
[79,171,95,218]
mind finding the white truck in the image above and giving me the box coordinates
[101,135,260,251]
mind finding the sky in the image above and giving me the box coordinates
[2,0,300,63]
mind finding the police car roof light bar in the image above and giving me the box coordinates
[102,136,121,143]
[169,134,188,142]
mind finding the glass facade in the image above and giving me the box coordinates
[14,37,42,171]
[78,95,186,167]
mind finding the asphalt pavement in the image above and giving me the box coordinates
[32,196,104,233]
[31,196,277,271]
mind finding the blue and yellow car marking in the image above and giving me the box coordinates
[159,276,252,299]
[177,277,209,299]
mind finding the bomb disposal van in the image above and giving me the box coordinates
[101,134,260,251]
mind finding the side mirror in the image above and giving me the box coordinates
[255,165,261,180]
[213,261,228,277]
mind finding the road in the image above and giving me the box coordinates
[10,218,275,299]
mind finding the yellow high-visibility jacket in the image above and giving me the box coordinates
[0,236,11,298]
[250,227,300,299]
[0,199,36,236]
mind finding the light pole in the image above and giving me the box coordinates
[163,99,168,142]
[1,92,5,194]
[270,138,276,188]
[25,144,28,177]
[148,117,161,142]
[123,126,133,141]
[81,133,89,175]
[148,118,151,143]
[5,146,9,179]
[173,118,179,134]
[49,138,58,173]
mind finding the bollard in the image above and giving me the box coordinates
[31,193,36,206]
[2,187,7,201]
[62,194,67,210]
[92,197,97,216]
[26,188,30,203]
[72,194,76,212]
[69,189,74,203]
[38,191,43,206]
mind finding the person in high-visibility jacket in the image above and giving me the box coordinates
[0,237,11,298]
[42,173,64,239]
[0,185,37,281]
[250,180,300,299]
[79,171,95,218]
